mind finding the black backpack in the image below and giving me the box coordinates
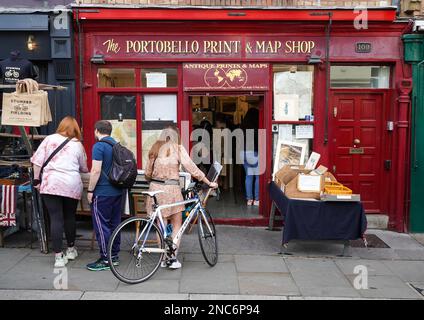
[100,140,138,189]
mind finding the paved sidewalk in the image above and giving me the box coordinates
[0,226,424,300]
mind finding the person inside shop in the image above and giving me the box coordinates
[31,116,88,268]
[240,107,260,206]
[0,50,38,85]
[86,120,124,271]
[145,126,218,269]
[0,50,39,135]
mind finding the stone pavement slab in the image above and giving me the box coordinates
[382,261,424,282]
[393,249,424,260]
[348,248,400,260]
[82,291,188,300]
[180,262,239,294]
[0,255,57,290]
[116,279,180,293]
[238,272,300,296]
[411,234,424,246]
[0,289,83,300]
[346,275,422,299]
[0,248,30,273]
[369,230,423,250]
[282,241,346,257]
[189,294,288,300]
[286,258,360,298]
[234,255,288,273]
[334,259,395,276]
[184,253,234,263]
[66,268,120,292]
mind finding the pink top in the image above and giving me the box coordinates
[31,133,89,200]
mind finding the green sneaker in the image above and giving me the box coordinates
[86,258,110,271]
[111,256,120,266]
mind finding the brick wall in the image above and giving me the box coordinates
[75,0,393,7]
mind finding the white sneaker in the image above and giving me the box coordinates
[161,260,168,268]
[65,247,78,260]
[168,259,182,269]
[54,253,68,268]
[253,200,260,206]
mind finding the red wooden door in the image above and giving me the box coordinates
[330,92,384,212]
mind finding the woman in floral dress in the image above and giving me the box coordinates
[145,126,217,269]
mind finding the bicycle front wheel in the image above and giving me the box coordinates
[108,217,165,284]
[197,208,218,266]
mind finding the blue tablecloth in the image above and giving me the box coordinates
[269,182,367,244]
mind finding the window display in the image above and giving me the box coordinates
[273,65,314,121]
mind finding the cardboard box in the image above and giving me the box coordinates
[274,165,311,191]
[285,174,323,200]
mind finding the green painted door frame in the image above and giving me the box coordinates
[404,33,424,232]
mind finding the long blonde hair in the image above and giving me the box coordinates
[148,126,181,161]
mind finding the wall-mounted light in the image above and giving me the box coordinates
[90,54,105,64]
[27,35,36,51]
[307,54,322,65]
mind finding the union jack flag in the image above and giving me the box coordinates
[0,185,17,227]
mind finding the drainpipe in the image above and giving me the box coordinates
[76,9,84,139]
[310,11,332,145]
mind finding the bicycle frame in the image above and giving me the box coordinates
[136,192,214,254]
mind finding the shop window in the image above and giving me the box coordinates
[100,94,137,159]
[330,66,390,88]
[141,68,178,88]
[97,68,136,88]
[272,65,315,172]
[141,94,177,168]
[273,65,314,121]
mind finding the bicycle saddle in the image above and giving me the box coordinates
[142,190,164,197]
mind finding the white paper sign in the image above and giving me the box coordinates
[144,94,177,121]
[146,72,167,88]
[295,125,314,139]
[278,124,293,142]
[297,174,322,193]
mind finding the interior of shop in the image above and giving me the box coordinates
[191,95,262,219]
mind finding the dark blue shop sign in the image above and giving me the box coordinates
[0,14,48,31]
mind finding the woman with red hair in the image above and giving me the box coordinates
[31,116,88,268]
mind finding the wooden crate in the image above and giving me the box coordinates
[132,193,147,215]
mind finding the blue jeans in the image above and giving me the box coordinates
[242,151,260,201]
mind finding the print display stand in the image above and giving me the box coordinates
[0,83,67,253]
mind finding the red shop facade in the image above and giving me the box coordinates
[73,7,412,231]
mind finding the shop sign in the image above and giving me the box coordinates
[93,35,323,61]
[183,63,269,91]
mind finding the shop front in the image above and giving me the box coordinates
[0,10,76,135]
[404,30,424,233]
[74,7,411,230]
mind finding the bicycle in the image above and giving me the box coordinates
[107,182,218,284]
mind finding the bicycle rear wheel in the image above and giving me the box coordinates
[197,208,218,266]
[108,217,165,284]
